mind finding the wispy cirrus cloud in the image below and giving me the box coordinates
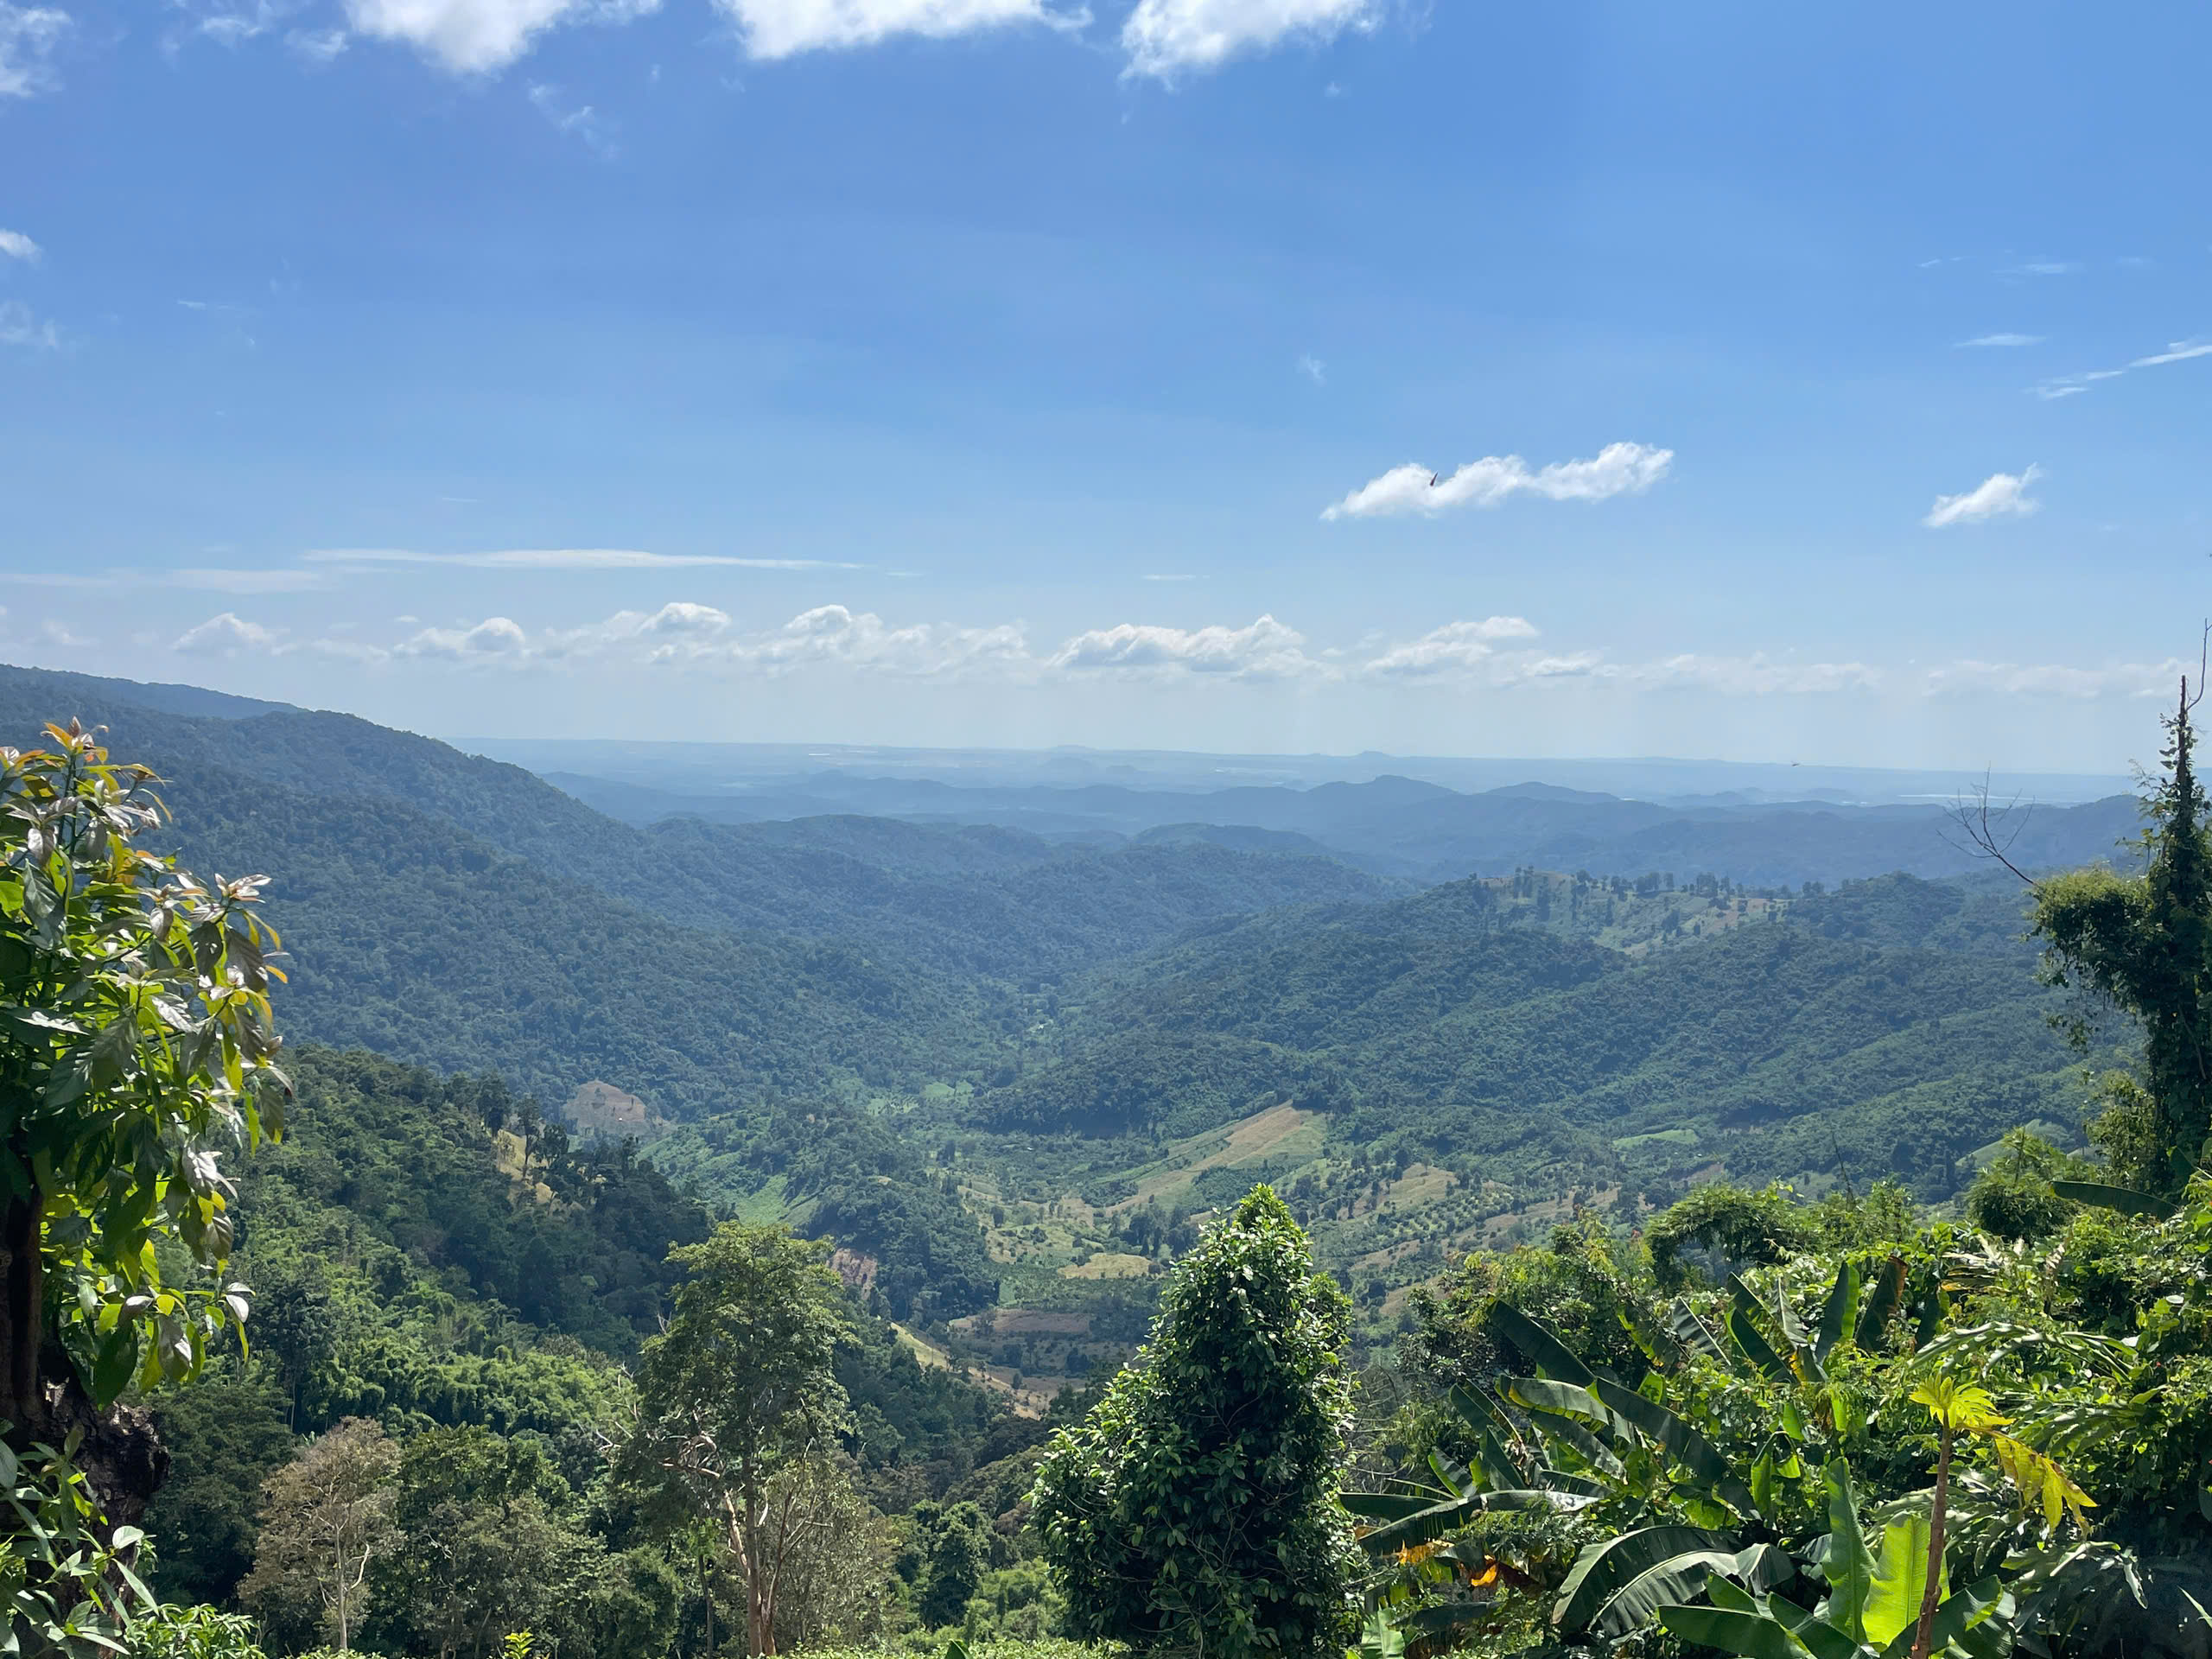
[1324,442,1673,520]
[0,298,62,351]
[1956,333,2041,348]
[1923,465,2041,529]
[1122,0,1374,79]
[528,81,615,155]
[2032,334,2212,400]
[0,2,68,98]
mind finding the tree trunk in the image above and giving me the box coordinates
[1909,1425,1954,1659]
[0,1186,41,1437]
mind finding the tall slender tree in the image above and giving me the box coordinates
[2029,680,2212,1192]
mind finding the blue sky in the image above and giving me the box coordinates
[0,0,2205,769]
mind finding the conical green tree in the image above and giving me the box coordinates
[1032,1185,1357,1659]
[2035,680,2212,1193]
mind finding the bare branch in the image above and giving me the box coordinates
[1942,770,2039,887]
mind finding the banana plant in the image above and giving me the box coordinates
[1649,1458,2018,1659]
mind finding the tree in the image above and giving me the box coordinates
[616,1222,850,1656]
[1966,680,2212,1195]
[0,726,285,1509]
[238,1417,398,1652]
[1032,1185,1359,1659]
[912,1499,993,1630]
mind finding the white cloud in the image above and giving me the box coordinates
[287,25,350,57]
[304,546,861,570]
[395,616,531,658]
[1920,658,2183,701]
[174,613,284,656]
[1297,353,1325,385]
[1122,0,1372,79]
[1050,613,1325,679]
[639,601,731,635]
[1955,333,2040,348]
[725,604,1028,677]
[0,3,68,98]
[1360,617,1541,678]
[717,0,1065,60]
[1141,573,1199,582]
[0,229,39,262]
[1923,465,2041,529]
[1324,441,1673,520]
[0,299,60,351]
[341,0,654,73]
[529,82,615,154]
[2129,338,2212,369]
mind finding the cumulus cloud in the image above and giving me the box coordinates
[174,613,284,656]
[395,616,531,658]
[715,0,1065,60]
[0,3,67,97]
[341,0,654,73]
[1324,442,1673,520]
[1050,614,1324,679]
[728,604,1028,677]
[1122,0,1373,79]
[0,229,39,262]
[305,546,861,570]
[1923,465,2041,529]
[1360,617,1541,678]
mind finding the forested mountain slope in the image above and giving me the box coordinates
[983,874,2089,1205]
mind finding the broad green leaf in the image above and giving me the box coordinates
[1593,1376,1759,1516]
[1822,1458,1875,1645]
[1656,1605,1810,1659]
[1730,1306,1791,1380]
[1864,1511,1942,1649]
[1343,1491,1449,1522]
[1875,1575,2011,1659]
[1669,1297,1730,1364]
[1524,1407,1626,1479]
[1554,1526,1732,1632]
[2052,1180,2178,1221]
[1855,1255,1907,1351]
[1487,1302,1596,1386]
[1816,1258,1861,1361]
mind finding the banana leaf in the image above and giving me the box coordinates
[1821,1458,1877,1646]
[1487,1302,1597,1385]
[1855,1255,1906,1351]
[1522,1406,1627,1480]
[1656,1605,1813,1659]
[1669,1297,1731,1365]
[1874,1575,2011,1659]
[1357,1488,1597,1554]
[1554,1526,1734,1632]
[1816,1258,1861,1362]
[1730,1305,1791,1381]
[2053,1180,2178,1221]
[1593,1377,1759,1516]
[1344,1491,1453,1522]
